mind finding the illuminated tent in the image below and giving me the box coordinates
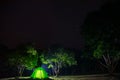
[31,67,48,79]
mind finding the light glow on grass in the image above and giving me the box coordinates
[31,67,48,79]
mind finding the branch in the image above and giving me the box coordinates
[103,55,109,66]
[107,53,111,65]
[111,60,118,73]
[99,61,108,69]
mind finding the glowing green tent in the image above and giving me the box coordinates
[31,67,48,79]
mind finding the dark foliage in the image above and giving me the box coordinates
[81,0,120,74]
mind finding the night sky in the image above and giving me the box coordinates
[0,0,109,49]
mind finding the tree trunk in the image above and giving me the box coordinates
[101,54,118,76]
[52,67,55,76]
[18,66,25,77]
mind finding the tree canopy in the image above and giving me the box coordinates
[40,48,77,76]
[81,1,120,74]
[8,44,38,76]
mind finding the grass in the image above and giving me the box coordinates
[0,74,120,80]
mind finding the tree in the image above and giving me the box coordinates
[8,44,38,77]
[93,41,120,75]
[40,48,77,77]
[81,1,120,75]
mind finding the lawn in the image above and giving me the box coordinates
[0,74,120,80]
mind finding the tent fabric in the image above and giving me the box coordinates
[31,67,48,79]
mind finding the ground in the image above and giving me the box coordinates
[0,74,120,80]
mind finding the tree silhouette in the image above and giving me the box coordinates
[81,0,120,75]
[8,43,38,77]
[40,48,77,77]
